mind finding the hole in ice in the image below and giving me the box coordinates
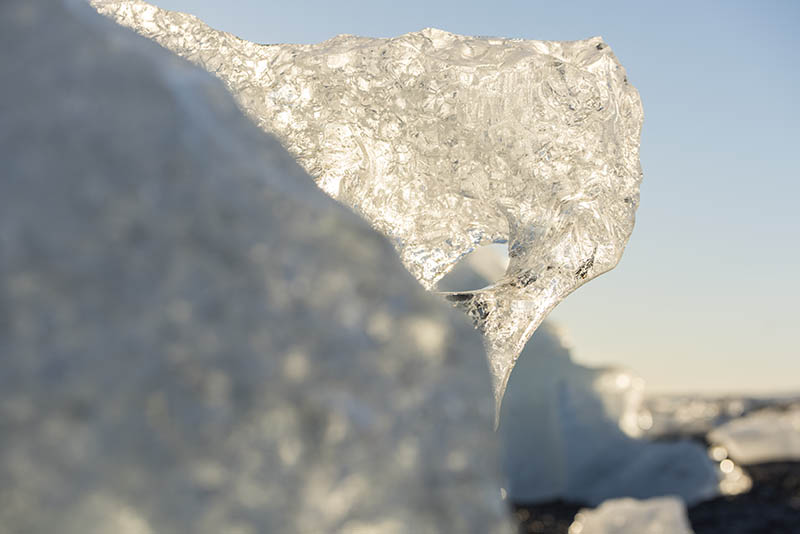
[435,242,509,292]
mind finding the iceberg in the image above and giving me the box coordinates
[92,0,644,414]
[0,1,513,532]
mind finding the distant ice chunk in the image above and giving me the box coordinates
[0,1,513,532]
[499,323,721,505]
[92,0,644,415]
[708,405,800,464]
[568,497,695,534]
[643,395,753,437]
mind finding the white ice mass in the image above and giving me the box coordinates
[0,1,514,532]
[92,0,644,415]
[568,497,695,534]
[708,405,800,465]
[500,322,722,505]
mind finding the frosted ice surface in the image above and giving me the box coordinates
[708,405,800,464]
[568,497,695,534]
[0,1,513,532]
[92,0,643,413]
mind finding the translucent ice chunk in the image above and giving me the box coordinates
[93,0,643,415]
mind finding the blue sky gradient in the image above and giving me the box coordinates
[150,0,800,395]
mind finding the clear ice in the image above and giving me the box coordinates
[93,0,644,416]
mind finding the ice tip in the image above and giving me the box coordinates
[418,27,458,41]
[493,383,507,430]
[419,27,453,36]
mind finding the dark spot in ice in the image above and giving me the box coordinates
[473,299,490,322]
[445,293,473,303]
[444,293,489,325]
[512,270,538,288]
[575,255,594,280]
[596,43,606,50]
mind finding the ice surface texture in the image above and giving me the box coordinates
[0,1,513,532]
[92,0,644,414]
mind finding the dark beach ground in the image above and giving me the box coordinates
[511,399,800,533]
[511,462,800,533]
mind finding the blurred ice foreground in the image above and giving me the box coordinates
[0,1,513,532]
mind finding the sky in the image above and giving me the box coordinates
[149,0,800,396]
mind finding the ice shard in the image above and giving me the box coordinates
[93,0,644,414]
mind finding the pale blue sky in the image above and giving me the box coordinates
[150,0,799,395]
